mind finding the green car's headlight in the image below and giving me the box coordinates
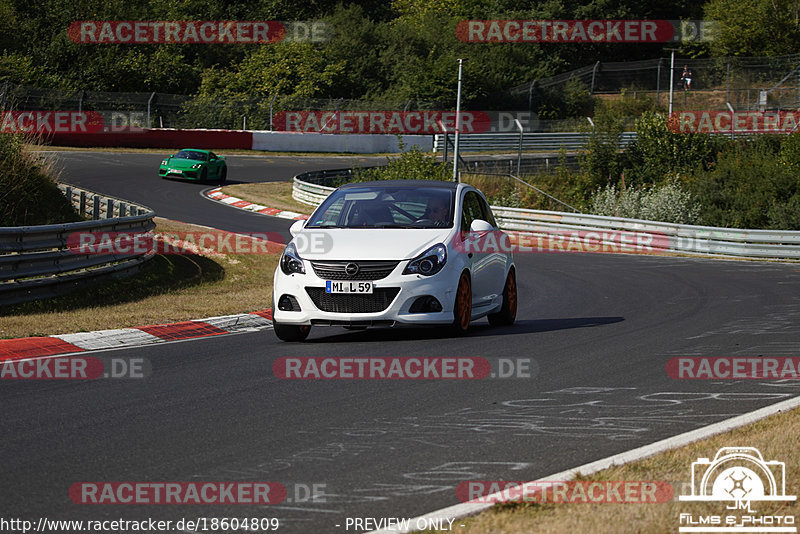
[161,159,168,165]
[191,164,202,169]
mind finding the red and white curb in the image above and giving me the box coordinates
[205,187,309,220]
[0,310,273,360]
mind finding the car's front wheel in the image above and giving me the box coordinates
[488,268,517,326]
[451,272,472,335]
[273,320,311,342]
[219,166,227,183]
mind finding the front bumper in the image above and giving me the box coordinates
[159,167,200,179]
[272,260,461,326]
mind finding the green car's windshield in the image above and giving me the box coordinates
[174,150,207,161]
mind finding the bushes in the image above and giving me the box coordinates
[590,179,701,224]
[689,138,800,229]
[625,111,723,186]
[354,143,450,184]
[580,102,627,189]
[0,134,81,227]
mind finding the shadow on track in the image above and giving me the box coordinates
[305,316,625,343]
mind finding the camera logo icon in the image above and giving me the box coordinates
[680,447,796,503]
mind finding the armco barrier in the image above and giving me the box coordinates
[0,185,155,305]
[291,171,800,261]
[433,131,637,152]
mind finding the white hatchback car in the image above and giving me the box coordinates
[272,180,516,341]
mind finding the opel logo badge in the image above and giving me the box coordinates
[345,263,360,276]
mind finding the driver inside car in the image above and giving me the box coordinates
[423,197,451,225]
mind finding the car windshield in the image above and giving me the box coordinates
[174,150,207,161]
[306,185,455,229]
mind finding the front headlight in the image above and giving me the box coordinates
[191,163,202,168]
[161,159,168,165]
[280,242,305,275]
[403,243,447,276]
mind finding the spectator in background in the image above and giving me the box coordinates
[681,66,693,91]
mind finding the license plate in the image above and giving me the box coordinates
[326,281,373,294]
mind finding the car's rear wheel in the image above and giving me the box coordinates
[451,272,472,335]
[273,320,311,342]
[488,268,517,326]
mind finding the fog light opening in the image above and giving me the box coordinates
[409,296,443,313]
[278,294,301,312]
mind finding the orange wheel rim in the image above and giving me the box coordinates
[507,272,517,316]
[457,276,471,329]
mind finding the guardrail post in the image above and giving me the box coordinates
[92,196,101,220]
[119,202,127,217]
[79,191,86,216]
[106,198,115,219]
[64,187,72,206]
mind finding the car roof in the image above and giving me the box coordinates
[338,179,460,190]
[177,148,211,153]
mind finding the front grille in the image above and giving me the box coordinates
[310,319,395,326]
[311,260,399,281]
[305,287,400,313]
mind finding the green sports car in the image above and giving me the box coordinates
[159,149,227,182]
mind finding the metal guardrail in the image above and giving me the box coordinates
[292,170,800,261]
[433,131,637,153]
[0,185,156,305]
[493,208,800,260]
[293,168,367,206]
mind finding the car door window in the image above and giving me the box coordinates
[477,195,497,227]
[461,191,485,233]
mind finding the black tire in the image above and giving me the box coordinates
[273,320,311,342]
[450,272,472,335]
[488,268,517,326]
[219,166,227,183]
[200,167,208,181]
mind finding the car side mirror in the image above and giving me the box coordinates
[470,219,494,232]
[289,219,305,237]
[209,157,215,161]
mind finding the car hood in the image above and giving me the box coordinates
[293,228,454,261]
[166,158,205,168]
